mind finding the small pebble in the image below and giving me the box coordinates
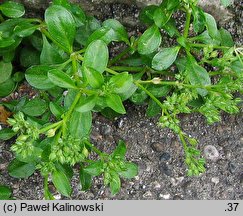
[159,193,170,199]
[143,191,152,198]
[160,163,172,176]
[53,194,61,200]
[151,142,164,152]
[211,177,220,185]
[160,152,171,161]
[100,125,112,135]
[228,162,237,174]
[239,194,243,199]
[173,195,183,200]
[204,145,220,161]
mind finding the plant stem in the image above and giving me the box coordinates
[40,121,63,134]
[109,47,131,66]
[183,8,192,38]
[110,66,145,72]
[62,91,82,136]
[135,82,164,109]
[105,67,119,75]
[84,141,109,158]
[189,43,230,50]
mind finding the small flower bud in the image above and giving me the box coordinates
[46,129,56,137]
[152,77,161,85]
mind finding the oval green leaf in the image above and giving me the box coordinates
[106,94,126,114]
[0,78,16,97]
[83,66,104,89]
[21,98,48,117]
[152,46,180,71]
[83,40,109,74]
[25,65,55,90]
[75,95,97,113]
[0,61,12,84]
[48,69,77,89]
[8,159,35,178]
[138,24,162,55]
[52,170,72,197]
[45,5,76,53]
[0,1,25,18]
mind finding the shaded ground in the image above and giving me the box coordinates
[0,1,242,200]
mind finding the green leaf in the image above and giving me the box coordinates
[49,101,64,118]
[204,13,221,41]
[0,128,16,140]
[138,25,161,55]
[112,140,126,160]
[55,163,73,180]
[70,4,86,27]
[152,46,180,71]
[84,161,104,176]
[0,1,25,18]
[75,16,101,46]
[146,99,161,117]
[219,28,234,47]
[109,171,121,195]
[25,65,55,90]
[13,22,38,37]
[45,5,76,53]
[40,36,65,65]
[130,89,148,104]
[8,159,35,178]
[12,72,25,82]
[87,27,114,44]
[162,18,180,37]
[83,66,104,88]
[0,186,12,200]
[139,5,158,25]
[0,38,15,48]
[192,6,206,33]
[68,111,92,138]
[106,94,126,114]
[186,55,211,96]
[21,98,47,117]
[0,61,12,84]
[48,69,77,89]
[102,19,129,44]
[83,40,108,74]
[75,95,97,113]
[0,78,16,97]
[231,60,243,76]
[166,0,180,10]
[52,170,72,197]
[193,30,220,45]
[220,0,233,7]
[20,47,40,68]
[119,162,138,179]
[153,7,170,28]
[79,165,92,191]
[52,0,71,9]
[147,85,170,98]
[109,72,136,100]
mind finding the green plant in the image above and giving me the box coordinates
[0,185,13,200]
[0,0,242,198]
